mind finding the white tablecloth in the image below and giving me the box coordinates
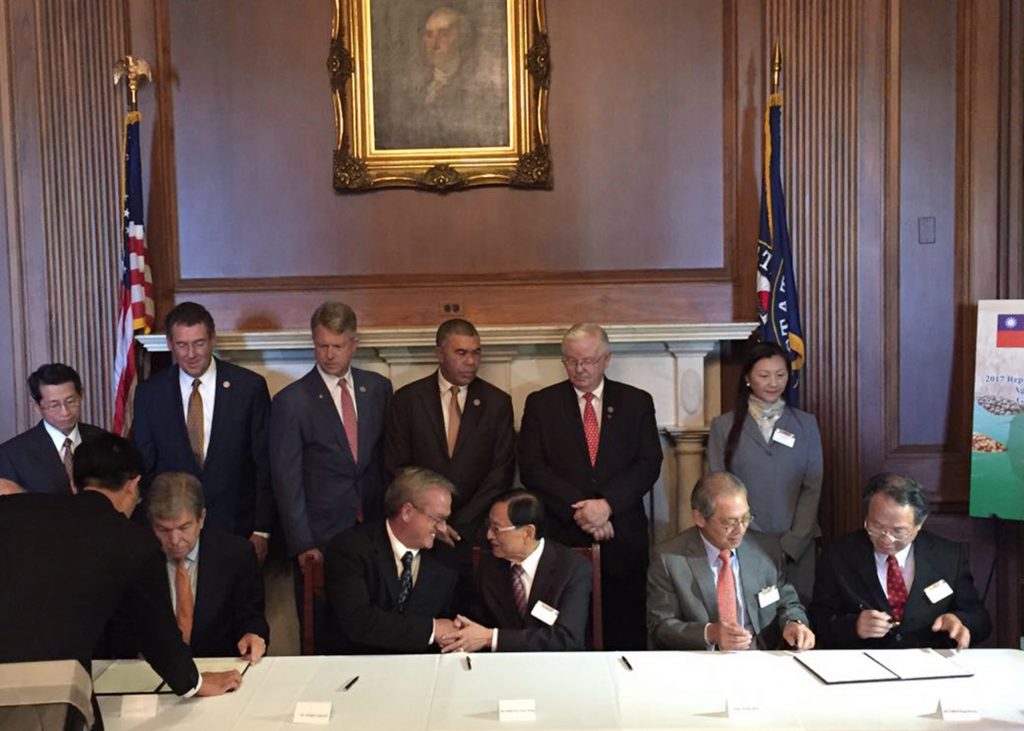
[97,650,1024,730]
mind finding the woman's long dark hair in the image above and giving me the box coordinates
[723,341,793,470]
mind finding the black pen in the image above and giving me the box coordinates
[620,656,634,671]
[465,656,472,671]
[343,676,359,691]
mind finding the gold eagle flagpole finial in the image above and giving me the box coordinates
[113,56,152,111]
[771,39,782,93]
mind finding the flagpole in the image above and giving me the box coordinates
[772,39,781,93]
[113,55,151,112]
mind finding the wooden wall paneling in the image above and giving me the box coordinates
[765,0,865,537]
[34,0,127,430]
[135,0,741,329]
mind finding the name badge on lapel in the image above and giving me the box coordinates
[772,429,796,448]
[757,585,780,608]
[530,600,559,626]
[924,579,954,604]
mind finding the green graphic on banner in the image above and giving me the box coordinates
[970,300,1024,520]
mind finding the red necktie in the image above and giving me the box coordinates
[339,378,358,463]
[583,392,599,466]
[886,554,907,622]
[717,549,738,624]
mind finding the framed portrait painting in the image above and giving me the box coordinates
[328,0,551,192]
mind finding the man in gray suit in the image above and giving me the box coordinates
[647,471,815,651]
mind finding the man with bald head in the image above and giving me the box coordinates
[647,471,814,651]
[810,473,990,649]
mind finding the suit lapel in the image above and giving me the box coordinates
[165,366,193,457]
[303,369,351,462]
[420,374,449,457]
[524,543,558,620]
[682,531,719,621]
[903,532,938,620]
[850,532,891,610]
[372,524,401,607]
[736,541,764,633]
[559,381,591,468]
[741,411,773,455]
[193,535,214,634]
[453,379,485,457]
[594,379,622,470]
[206,360,231,467]
[351,369,371,467]
[31,422,68,491]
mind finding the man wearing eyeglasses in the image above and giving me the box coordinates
[809,473,990,649]
[519,323,663,651]
[436,490,592,653]
[0,363,106,494]
[324,467,458,654]
[647,472,814,651]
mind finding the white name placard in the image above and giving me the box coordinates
[939,699,981,722]
[498,698,537,722]
[120,694,158,719]
[293,701,332,724]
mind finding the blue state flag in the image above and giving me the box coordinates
[756,90,805,406]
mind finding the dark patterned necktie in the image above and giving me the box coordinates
[397,551,414,612]
[886,554,908,622]
[512,563,528,618]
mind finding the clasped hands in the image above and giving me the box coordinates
[571,498,614,542]
[435,615,493,653]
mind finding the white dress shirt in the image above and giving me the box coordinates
[700,532,751,649]
[491,538,546,650]
[42,420,81,453]
[385,520,431,645]
[874,542,916,598]
[572,379,605,428]
[178,359,216,456]
[318,365,358,424]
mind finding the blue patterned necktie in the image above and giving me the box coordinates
[397,551,414,612]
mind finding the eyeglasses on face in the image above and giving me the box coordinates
[485,521,522,534]
[561,356,605,369]
[713,513,754,531]
[39,395,81,412]
[863,521,914,542]
[411,504,449,528]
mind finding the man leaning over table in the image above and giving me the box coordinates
[324,467,458,653]
[809,472,991,650]
[108,472,269,664]
[0,434,240,729]
[647,471,815,651]
[438,490,593,652]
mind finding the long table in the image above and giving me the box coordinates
[96,650,1024,730]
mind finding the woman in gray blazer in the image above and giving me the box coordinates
[707,342,823,602]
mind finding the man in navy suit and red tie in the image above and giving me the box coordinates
[0,363,106,494]
[270,301,392,646]
[132,302,274,563]
[518,323,663,650]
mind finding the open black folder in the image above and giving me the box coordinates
[795,649,972,685]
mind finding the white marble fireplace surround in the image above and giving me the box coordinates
[139,323,756,542]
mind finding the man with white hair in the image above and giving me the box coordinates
[518,323,663,650]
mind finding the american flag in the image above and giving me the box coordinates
[112,110,154,436]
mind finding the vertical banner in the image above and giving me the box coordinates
[969,300,1024,519]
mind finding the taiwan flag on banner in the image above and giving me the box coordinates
[997,315,1024,348]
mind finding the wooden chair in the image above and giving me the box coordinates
[471,543,603,650]
[301,558,325,656]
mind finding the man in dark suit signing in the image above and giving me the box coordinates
[132,302,273,562]
[0,363,105,494]
[518,323,663,650]
[438,490,593,653]
[0,434,241,728]
[109,471,269,662]
[810,472,991,649]
[271,301,392,647]
[647,471,814,651]
[324,467,458,653]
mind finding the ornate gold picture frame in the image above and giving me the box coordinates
[328,0,550,192]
